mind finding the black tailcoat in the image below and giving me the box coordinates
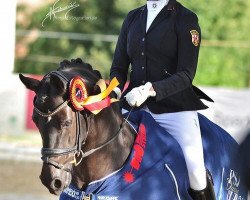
[110,0,213,114]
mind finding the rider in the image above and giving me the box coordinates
[110,0,215,199]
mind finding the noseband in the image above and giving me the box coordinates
[35,71,124,172]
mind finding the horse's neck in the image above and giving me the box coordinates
[72,108,135,190]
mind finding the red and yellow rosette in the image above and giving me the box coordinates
[69,77,119,114]
[69,76,88,111]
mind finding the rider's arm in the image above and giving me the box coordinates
[110,13,131,92]
[152,12,201,101]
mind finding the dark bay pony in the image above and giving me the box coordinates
[19,59,248,200]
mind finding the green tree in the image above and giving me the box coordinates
[179,0,250,87]
[15,0,250,88]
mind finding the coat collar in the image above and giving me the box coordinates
[140,0,176,35]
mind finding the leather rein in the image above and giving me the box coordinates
[34,71,124,172]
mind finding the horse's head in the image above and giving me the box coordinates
[19,58,115,195]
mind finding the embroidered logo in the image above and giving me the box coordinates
[190,30,200,47]
[123,124,147,183]
[63,187,81,199]
[226,169,245,200]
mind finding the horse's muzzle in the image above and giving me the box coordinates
[40,163,72,195]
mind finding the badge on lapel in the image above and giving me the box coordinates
[190,30,200,47]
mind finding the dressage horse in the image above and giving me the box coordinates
[19,59,248,200]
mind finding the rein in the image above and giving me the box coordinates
[35,71,123,172]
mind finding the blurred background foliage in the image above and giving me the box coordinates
[15,0,250,87]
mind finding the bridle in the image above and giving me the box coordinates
[35,71,125,172]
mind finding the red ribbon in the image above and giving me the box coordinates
[84,97,111,112]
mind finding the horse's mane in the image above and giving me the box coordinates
[57,58,102,81]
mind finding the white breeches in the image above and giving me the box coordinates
[123,108,207,190]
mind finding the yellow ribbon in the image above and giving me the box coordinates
[95,79,107,92]
[82,77,119,106]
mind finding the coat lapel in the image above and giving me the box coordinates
[146,0,176,35]
[140,5,147,36]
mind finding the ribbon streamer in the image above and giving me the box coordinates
[82,78,119,105]
[82,78,119,114]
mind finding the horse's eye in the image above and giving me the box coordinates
[61,120,72,128]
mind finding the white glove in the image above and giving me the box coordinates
[125,82,156,107]
[113,87,122,99]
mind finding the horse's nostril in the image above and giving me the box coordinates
[52,178,62,190]
[55,179,62,189]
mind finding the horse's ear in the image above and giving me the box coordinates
[50,74,67,95]
[19,74,40,93]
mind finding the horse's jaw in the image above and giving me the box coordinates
[69,122,135,190]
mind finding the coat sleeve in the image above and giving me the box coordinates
[152,12,201,102]
[110,14,131,91]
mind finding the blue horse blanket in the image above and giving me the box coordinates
[60,111,248,200]
[239,133,250,190]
